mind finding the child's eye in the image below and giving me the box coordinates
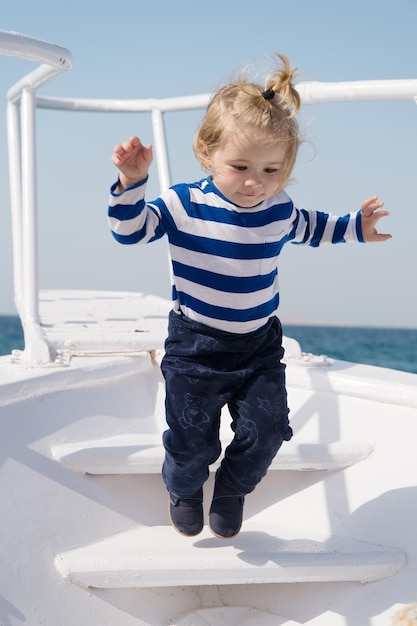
[265,168,278,174]
[232,165,247,171]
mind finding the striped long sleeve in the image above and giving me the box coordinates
[108,177,364,333]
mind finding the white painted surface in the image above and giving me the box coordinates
[173,607,302,626]
[54,522,405,588]
[2,327,417,625]
[52,434,373,474]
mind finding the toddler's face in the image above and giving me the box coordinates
[203,130,288,208]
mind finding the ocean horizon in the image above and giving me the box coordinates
[1,314,416,375]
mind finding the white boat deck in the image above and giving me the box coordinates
[54,522,405,589]
[173,607,302,626]
[52,434,374,474]
[37,289,171,355]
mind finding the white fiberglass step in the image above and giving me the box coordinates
[52,434,373,474]
[54,522,404,589]
[38,289,171,353]
[172,606,301,626]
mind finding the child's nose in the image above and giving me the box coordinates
[245,175,261,187]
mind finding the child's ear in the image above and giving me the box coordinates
[199,141,211,169]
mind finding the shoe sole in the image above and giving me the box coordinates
[208,519,241,540]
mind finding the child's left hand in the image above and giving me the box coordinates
[360,196,392,242]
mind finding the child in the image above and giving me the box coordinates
[108,54,391,539]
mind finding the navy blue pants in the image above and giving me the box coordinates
[161,311,293,497]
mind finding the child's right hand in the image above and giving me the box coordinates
[111,135,153,190]
[360,195,392,243]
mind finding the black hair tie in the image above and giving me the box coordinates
[262,88,275,100]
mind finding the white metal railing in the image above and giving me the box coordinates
[1,30,72,363]
[2,29,417,364]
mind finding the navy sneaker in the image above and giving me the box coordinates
[209,472,245,539]
[168,488,204,537]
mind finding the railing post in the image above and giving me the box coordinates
[151,107,175,286]
[18,87,51,364]
[20,87,39,322]
[151,108,171,191]
[7,100,23,315]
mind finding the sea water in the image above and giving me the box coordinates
[0,315,416,374]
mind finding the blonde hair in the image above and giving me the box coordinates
[391,603,417,625]
[193,54,301,190]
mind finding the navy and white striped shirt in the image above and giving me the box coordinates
[109,176,364,334]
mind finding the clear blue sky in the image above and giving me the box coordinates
[1,0,416,327]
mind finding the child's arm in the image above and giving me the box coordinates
[111,135,153,192]
[360,196,392,242]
